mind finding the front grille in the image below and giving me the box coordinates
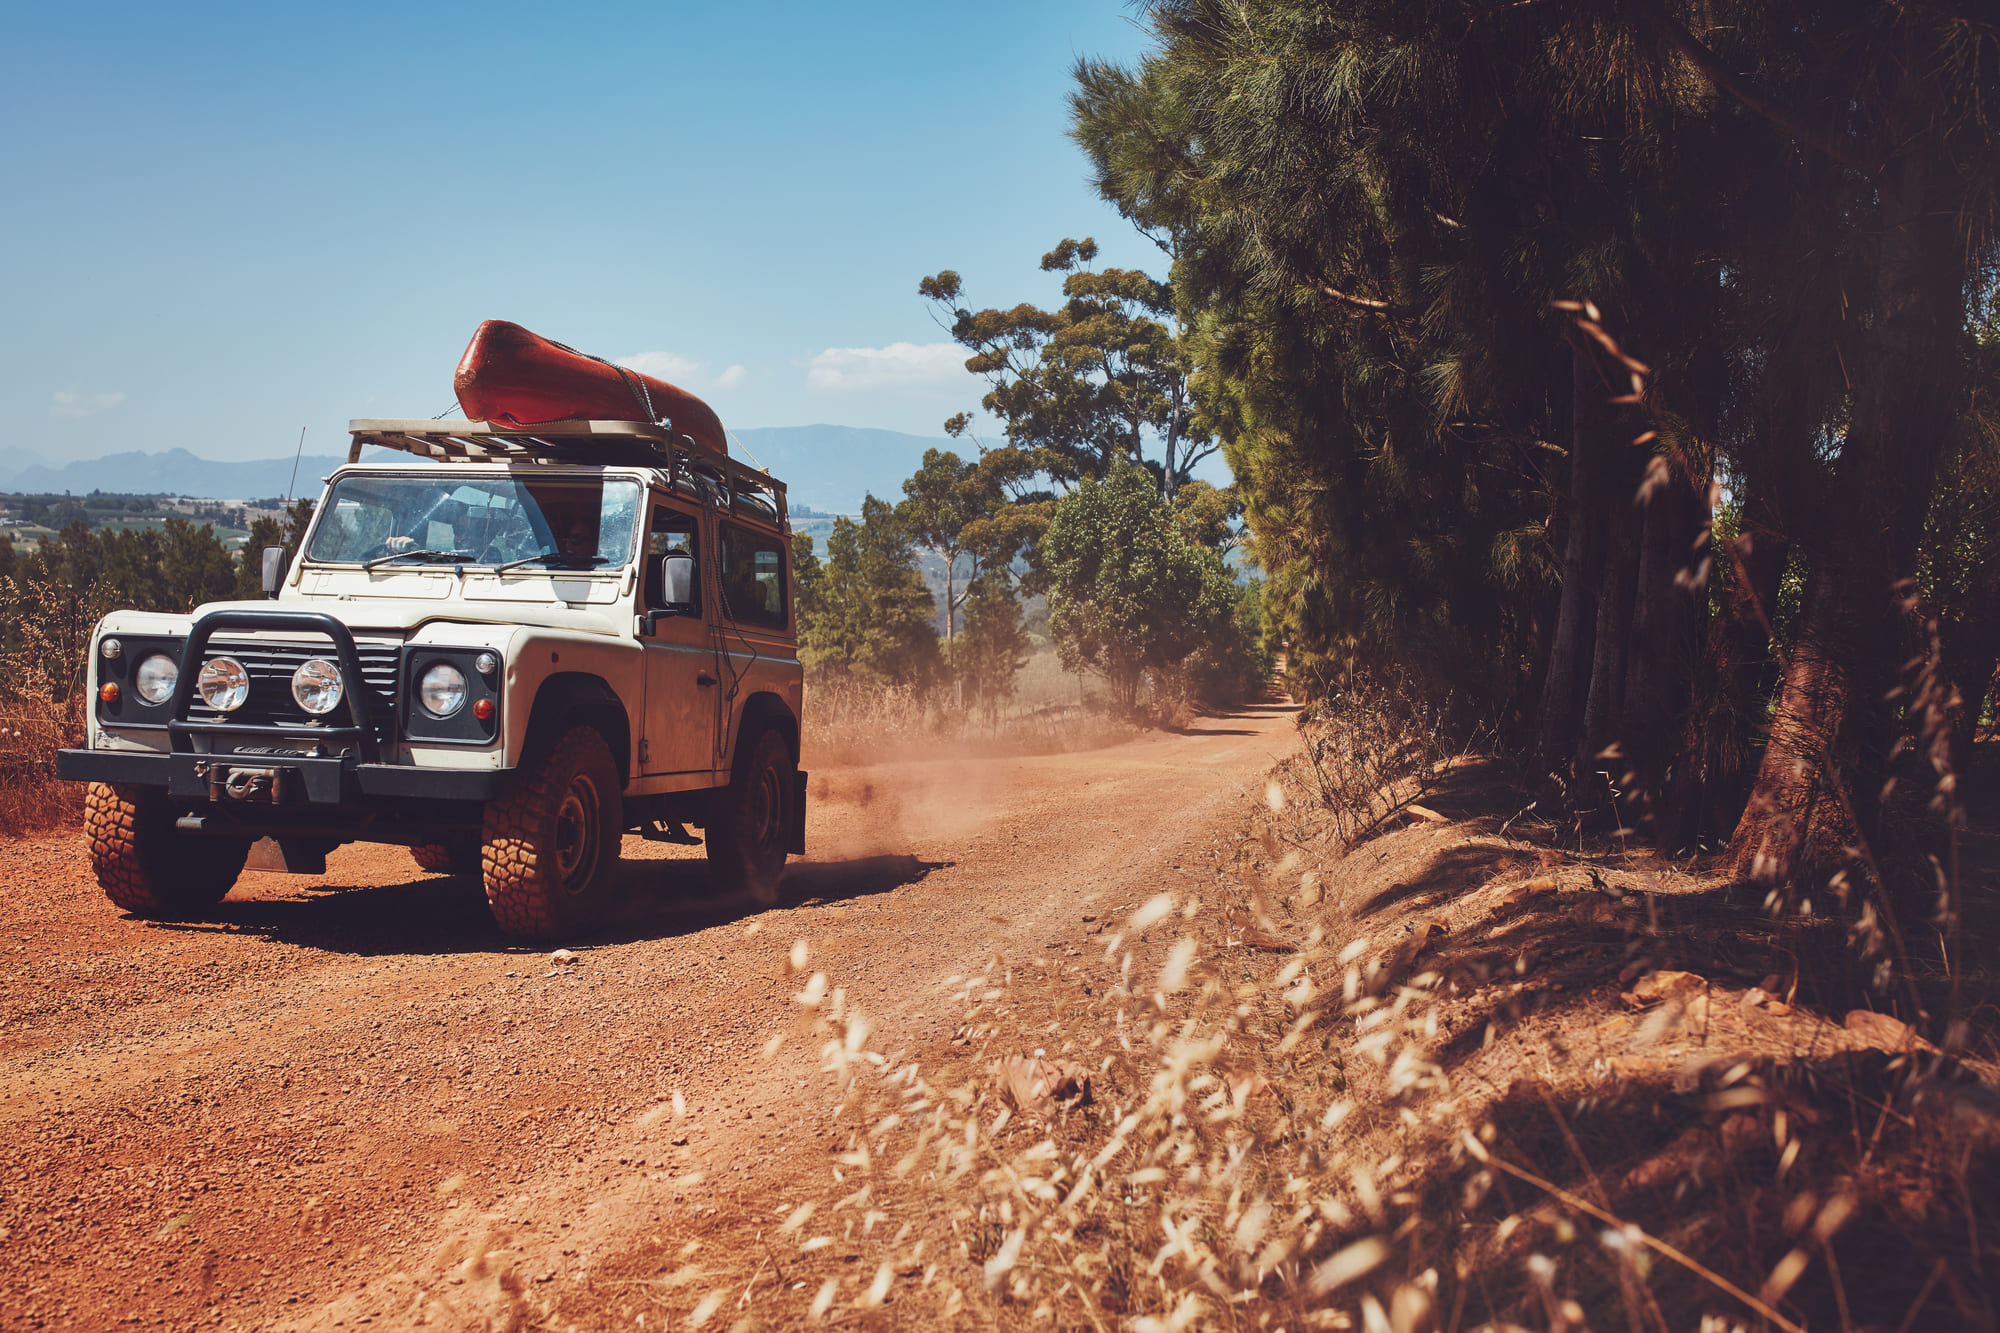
[188,637,400,736]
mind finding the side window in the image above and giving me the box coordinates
[718,523,787,630]
[645,503,701,616]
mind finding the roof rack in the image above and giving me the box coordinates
[346,418,788,527]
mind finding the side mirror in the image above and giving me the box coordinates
[259,546,287,598]
[641,551,697,636]
[662,551,695,606]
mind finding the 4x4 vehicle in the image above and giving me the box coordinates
[57,418,806,939]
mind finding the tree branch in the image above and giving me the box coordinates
[1317,283,1394,312]
[1635,5,1866,171]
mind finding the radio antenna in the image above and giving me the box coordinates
[283,426,306,508]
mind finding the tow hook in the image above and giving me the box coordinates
[202,764,285,804]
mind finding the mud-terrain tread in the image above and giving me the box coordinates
[84,782,247,917]
[705,728,794,904]
[480,726,621,940]
[410,837,481,876]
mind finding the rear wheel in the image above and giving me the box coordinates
[480,726,621,940]
[706,728,794,904]
[84,782,248,918]
[410,835,482,876]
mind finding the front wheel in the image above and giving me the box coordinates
[480,727,622,940]
[84,783,249,918]
[706,729,794,904]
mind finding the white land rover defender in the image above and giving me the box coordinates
[57,418,806,939]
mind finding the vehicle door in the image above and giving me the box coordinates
[713,520,790,762]
[638,498,720,775]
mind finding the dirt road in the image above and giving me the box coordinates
[0,700,1296,1331]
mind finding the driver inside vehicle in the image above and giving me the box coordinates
[552,509,599,560]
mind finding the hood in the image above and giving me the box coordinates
[183,596,625,638]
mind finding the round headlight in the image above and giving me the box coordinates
[291,658,344,715]
[419,662,467,718]
[196,657,250,712]
[100,637,123,661]
[134,654,179,704]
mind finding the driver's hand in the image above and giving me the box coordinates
[385,535,417,552]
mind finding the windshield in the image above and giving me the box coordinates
[306,473,642,568]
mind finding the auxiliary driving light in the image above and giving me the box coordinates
[99,637,122,661]
[291,658,343,715]
[134,654,179,705]
[196,657,250,712]
[419,662,467,718]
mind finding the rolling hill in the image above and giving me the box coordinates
[0,424,955,514]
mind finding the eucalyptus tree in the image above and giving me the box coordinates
[919,238,1216,497]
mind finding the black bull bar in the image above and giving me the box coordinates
[56,609,510,805]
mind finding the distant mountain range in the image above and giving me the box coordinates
[0,424,954,515]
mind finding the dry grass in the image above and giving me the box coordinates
[804,650,1137,766]
[0,569,98,834]
[658,695,2000,1331]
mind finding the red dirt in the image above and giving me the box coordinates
[0,700,1299,1331]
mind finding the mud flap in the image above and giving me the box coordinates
[788,770,808,855]
[244,836,328,876]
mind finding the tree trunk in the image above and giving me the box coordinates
[1576,490,1641,801]
[1657,510,1789,855]
[1621,461,1702,832]
[1535,335,1614,780]
[1727,150,1964,888]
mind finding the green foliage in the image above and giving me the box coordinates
[954,578,1032,723]
[1042,463,1240,710]
[793,497,941,688]
[895,447,1039,646]
[229,499,315,601]
[920,239,1215,497]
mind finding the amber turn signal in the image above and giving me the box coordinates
[472,699,495,722]
[99,682,120,704]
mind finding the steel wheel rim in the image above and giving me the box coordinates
[745,762,782,856]
[554,774,600,893]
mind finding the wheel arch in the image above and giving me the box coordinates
[522,672,632,786]
[732,691,799,775]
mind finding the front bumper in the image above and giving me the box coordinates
[56,748,512,803]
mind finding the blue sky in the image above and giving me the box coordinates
[2,0,1178,467]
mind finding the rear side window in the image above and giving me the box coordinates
[718,524,787,630]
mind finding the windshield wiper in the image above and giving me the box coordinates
[492,551,612,574]
[363,548,476,571]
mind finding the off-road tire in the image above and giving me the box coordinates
[410,835,482,876]
[705,728,794,904]
[480,726,621,940]
[84,782,249,918]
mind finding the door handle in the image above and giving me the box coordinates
[696,673,718,687]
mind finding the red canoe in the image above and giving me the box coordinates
[453,319,729,457]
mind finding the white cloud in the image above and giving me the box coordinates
[614,351,749,395]
[806,341,970,393]
[50,387,126,419]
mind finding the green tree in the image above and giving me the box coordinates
[921,238,1215,497]
[796,498,940,687]
[955,576,1032,723]
[896,448,1022,645]
[1074,0,2000,895]
[1042,462,1238,710]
